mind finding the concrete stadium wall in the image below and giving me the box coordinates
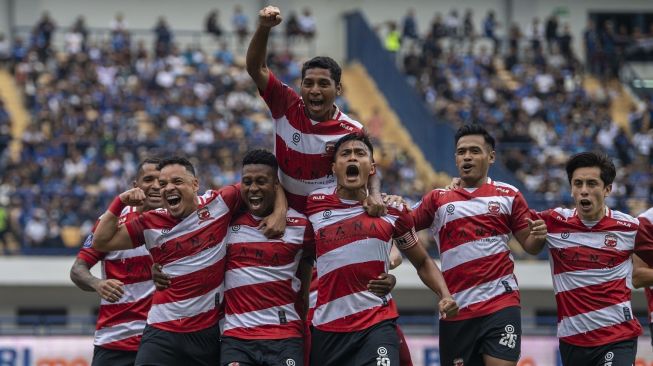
[7,0,653,62]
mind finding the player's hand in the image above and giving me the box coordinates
[151,263,171,290]
[119,187,146,207]
[526,218,547,240]
[367,273,396,297]
[438,296,459,319]
[444,177,461,190]
[363,194,387,217]
[258,210,286,239]
[258,6,282,28]
[381,193,409,211]
[95,279,125,303]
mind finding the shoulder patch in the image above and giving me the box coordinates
[82,233,94,248]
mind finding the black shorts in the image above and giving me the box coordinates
[221,336,303,366]
[439,306,521,365]
[310,319,399,366]
[92,346,137,366]
[134,324,220,366]
[559,338,637,366]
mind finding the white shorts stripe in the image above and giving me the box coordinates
[440,234,511,271]
[162,239,227,278]
[94,320,147,346]
[552,260,632,293]
[100,280,154,305]
[317,238,390,278]
[147,285,222,324]
[223,302,300,331]
[558,301,633,338]
[313,290,391,326]
[453,274,518,310]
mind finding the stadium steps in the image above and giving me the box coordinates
[0,69,27,160]
[583,76,634,134]
[342,62,451,189]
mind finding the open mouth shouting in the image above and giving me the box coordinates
[248,195,263,211]
[345,164,360,182]
[461,163,474,174]
[166,193,182,210]
[579,198,592,211]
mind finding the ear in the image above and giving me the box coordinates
[335,83,342,96]
[369,162,377,176]
[331,161,336,175]
[488,149,496,164]
[192,177,199,193]
[604,183,612,196]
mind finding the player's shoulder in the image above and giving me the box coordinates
[490,180,521,195]
[548,207,574,220]
[610,209,639,226]
[638,207,653,222]
[338,111,364,130]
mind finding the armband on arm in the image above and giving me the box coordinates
[394,228,418,251]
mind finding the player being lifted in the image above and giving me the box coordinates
[305,132,457,366]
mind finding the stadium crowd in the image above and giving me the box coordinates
[0,12,420,253]
[390,9,653,214]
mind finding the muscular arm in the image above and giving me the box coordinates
[70,258,100,292]
[633,255,653,289]
[93,189,145,252]
[402,243,449,299]
[246,6,281,91]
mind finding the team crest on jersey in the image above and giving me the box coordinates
[161,228,171,235]
[446,204,455,214]
[292,132,301,145]
[561,231,570,239]
[453,358,464,366]
[82,233,94,248]
[604,234,618,248]
[487,201,501,215]
[231,225,240,232]
[197,207,212,222]
[322,210,332,219]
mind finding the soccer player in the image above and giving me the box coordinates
[629,208,653,350]
[70,158,161,366]
[532,152,644,366]
[411,124,545,366]
[92,156,287,365]
[246,5,385,215]
[305,132,457,366]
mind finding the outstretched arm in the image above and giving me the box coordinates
[246,6,282,91]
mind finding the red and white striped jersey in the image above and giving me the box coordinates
[305,188,417,332]
[125,185,241,333]
[261,72,363,212]
[412,178,531,321]
[539,207,642,347]
[77,206,154,351]
[637,208,653,324]
[222,208,314,339]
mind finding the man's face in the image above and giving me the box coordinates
[455,135,495,186]
[134,163,161,210]
[332,140,375,191]
[570,167,611,221]
[241,164,277,217]
[301,68,341,122]
[158,164,199,219]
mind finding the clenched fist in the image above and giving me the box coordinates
[439,296,459,319]
[258,6,282,28]
[119,187,146,207]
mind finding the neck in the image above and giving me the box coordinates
[460,175,487,189]
[306,104,337,122]
[336,185,367,202]
[579,206,606,221]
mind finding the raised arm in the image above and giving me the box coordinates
[93,188,145,252]
[246,6,282,91]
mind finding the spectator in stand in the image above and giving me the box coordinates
[35,12,56,51]
[232,5,249,47]
[298,7,317,41]
[558,23,573,62]
[205,10,223,39]
[483,10,499,54]
[153,17,173,57]
[384,21,401,58]
[545,14,559,54]
[528,17,544,52]
[285,11,302,43]
[402,8,419,42]
[71,16,88,50]
[0,33,11,65]
[584,19,600,75]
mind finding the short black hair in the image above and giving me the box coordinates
[242,149,278,172]
[158,156,196,176]
[454,124,496,150]
[136,157,161,179]
[565,152,616,185]
[302,56,342,84]
[332,132,374,162]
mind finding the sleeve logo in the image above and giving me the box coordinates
[82,233,94,248]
